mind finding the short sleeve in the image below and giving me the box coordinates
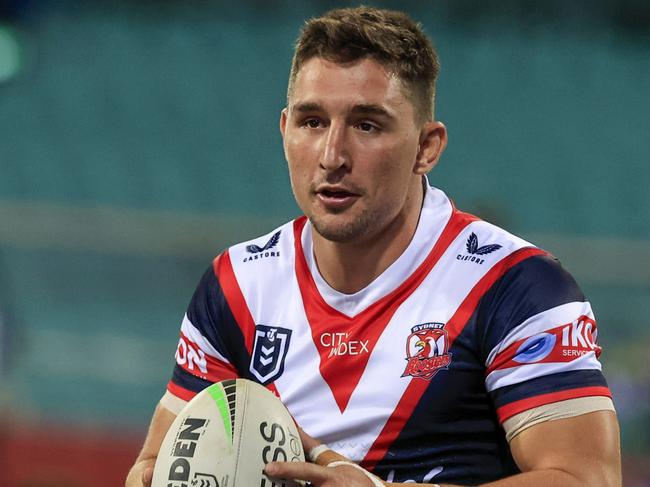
[166,260,245,401]
[478,254,611,423]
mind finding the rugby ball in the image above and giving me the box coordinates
[152,379,304,487]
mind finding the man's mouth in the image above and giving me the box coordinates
[319,189,355,199]
[315,186,360,209]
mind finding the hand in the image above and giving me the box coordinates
[264,461,381,486]
[125,458,155,487]
[266,427,382,487]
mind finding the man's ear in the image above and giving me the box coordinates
[280,107,288,139]
[414,121,447,175]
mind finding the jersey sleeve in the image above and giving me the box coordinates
[166,258,246,401]
[478,254,612,424]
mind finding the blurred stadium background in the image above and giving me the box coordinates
[0,0,648,485]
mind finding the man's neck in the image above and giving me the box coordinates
[311,183,425,295]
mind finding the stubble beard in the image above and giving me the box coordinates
[309,206,380,243]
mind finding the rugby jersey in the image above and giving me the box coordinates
[167,185,610,485]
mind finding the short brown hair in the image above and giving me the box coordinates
[288,6,440,123]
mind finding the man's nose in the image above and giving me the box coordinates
[320,122,349,171]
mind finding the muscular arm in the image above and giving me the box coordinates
[125,403,177,487]
[267,410,621,487]
[483,410,621,487]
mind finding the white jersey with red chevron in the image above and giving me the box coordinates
[168,184,610,485]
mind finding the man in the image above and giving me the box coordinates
[126,7,621,486]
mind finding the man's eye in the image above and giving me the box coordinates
[356,122,378,132]
[303,118,322,128]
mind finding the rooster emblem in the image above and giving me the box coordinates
[403,323,452,380]
[414,334,446,358]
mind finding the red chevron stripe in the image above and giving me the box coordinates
[294,209,480,414]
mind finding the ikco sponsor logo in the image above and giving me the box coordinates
[489,315,603,373]
[510,315,601,365]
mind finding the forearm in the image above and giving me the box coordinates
[386,469,595,487]
[287,411,620,487]
[125,402,178,487]
[480,469,589,486]
[137,403,177,458]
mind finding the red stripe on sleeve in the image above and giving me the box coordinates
[496,386,612,423]
[213,252,256,354]
[166,381,199,402]
[361,246,547,471]
[486,317,602,376]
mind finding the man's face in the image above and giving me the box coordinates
[281,57,424,243]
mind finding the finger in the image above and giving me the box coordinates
[265,461,332,483]
[142,465,153,486]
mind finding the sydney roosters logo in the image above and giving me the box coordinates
[402,323,452,380]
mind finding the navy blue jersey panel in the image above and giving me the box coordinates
[371,255,588,484]
[372,333,518,485]
[185,264,251,377]
[185,266,230,360]
[171,364,213,394]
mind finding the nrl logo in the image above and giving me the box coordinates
[402,322,452,380]
[192,473,219,487]
[249,325,292,384]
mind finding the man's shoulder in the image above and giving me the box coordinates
[438,209,542,271]
[468,219,586,338]
[426,185,539,257]
[436,204,583,305]
[463,218,535,251]
[458,216,577,290]
[220,217,302,267]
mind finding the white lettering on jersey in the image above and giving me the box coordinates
[175,314,233,377]
[386,466,443,483]
[175,336,208,373]
[561,316,597,349]
[180,314,231,364]
[320,332,370,357]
